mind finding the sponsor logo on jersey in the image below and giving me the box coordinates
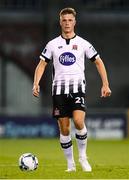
[59,52,76,66]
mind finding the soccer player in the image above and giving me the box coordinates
[32,7,111,172]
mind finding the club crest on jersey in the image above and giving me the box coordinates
[72,45,78,50]
[59,52,76,66]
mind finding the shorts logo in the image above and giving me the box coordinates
[59,52,76,66]
[54,108,60,116]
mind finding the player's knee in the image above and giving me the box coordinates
[60,127,70,136]
[74,118,84,130]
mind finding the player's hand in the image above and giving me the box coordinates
[32,84,40,97]
[101,85,111,98]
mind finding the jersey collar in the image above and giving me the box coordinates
[61,34,76,40]
[61,34,76,45]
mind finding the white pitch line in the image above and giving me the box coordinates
[0,163,65,167]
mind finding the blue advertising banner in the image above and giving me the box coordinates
[0,116,59,138]
[0,112,128,138]
[86,112,127,139]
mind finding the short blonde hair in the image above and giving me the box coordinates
[59,7,76,17]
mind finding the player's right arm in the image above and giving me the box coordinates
[32,59,47,97]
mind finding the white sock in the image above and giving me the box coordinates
[75,126,87,159]
[60,134,75,169]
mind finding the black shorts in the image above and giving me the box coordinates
[52,92,86,118]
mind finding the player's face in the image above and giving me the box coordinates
[60,14,76,34]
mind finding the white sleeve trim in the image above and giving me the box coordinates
[40,55,45,61]
[95,54,100,59]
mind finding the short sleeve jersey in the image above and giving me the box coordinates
[40,35,98,95]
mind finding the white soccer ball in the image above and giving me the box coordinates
[19,153,38,171]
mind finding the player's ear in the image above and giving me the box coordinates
[59,16,62,26]
[74,19,76,26]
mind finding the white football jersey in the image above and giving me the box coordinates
[40,35,98,95]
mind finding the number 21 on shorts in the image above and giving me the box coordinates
[75,97,85,104]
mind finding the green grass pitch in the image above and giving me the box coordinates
[0,138,129,179]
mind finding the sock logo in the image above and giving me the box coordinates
[60,141,72,149]
[76,133,87,140]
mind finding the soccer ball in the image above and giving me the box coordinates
[19,153,38,171]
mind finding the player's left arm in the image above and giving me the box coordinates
[94,56,112,98]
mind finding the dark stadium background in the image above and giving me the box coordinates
[0,0,129,139]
